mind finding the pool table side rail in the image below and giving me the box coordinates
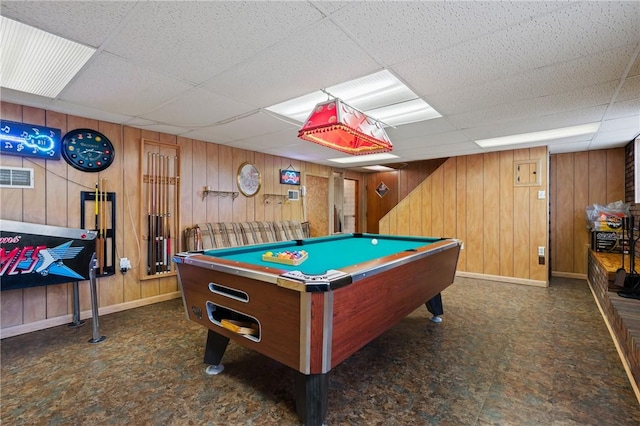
[174,238,461,293]
[340,239,460,283]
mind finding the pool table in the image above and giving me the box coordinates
[174,233,461,425]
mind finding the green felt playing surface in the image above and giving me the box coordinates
[203,234,442,275]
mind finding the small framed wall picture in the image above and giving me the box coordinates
[237,162,261,197]
[376,181,389,198]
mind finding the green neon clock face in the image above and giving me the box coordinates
[61,129,115,172]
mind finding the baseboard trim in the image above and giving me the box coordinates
[456,271,548,287]
[0,292,182,339]
[552,271,588,280]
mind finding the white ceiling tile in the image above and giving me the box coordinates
[136,123,192,137]
[203,19,379,106]
[0,87,54,111]
[605,99,640,120]
[102,2,323,84]
[49,99,133,125]
[592,127,640,146]
[59,52,194,117]
[393,131,470,151]
[394,142,483,159]
[180,111,296,143]
[386,118,457,140]
[425,44,636,115]
[599,115,640,133]
[1,1,638,165]
[462,105,608,140]
[447,81,617,129]
[179,128,234,145]
[0,1,136,47]
[549,141,592,154]
[616,75,640,102]
[139,87,256,127]
[395,2,640,96]
[331,1,567,66]
[628,54,640,78]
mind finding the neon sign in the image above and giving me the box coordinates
[280,169,301,185]
[0,120,61,160]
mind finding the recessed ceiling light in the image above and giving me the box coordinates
[266,70,440,127]
[363,165,396,171]
[0,16,95,98]
[328,153,399,164]
[475,122,601,148]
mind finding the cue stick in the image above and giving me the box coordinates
[146,152,153,275]
[98,178,104,275]
[163,155,171,272]
[101,177,108,275]
[95,182,102,275]
[151,153,158,275]
[158,154,165,272]
[166,156,175,272]
[156,153,161,273]
[149,152,156,275]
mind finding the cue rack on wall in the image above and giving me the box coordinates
[140,139,181,280]
[80,180,116,277]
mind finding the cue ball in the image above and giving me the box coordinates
[371,239,378,245]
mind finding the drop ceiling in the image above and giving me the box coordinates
[1,1,639,169]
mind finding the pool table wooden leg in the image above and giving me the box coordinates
[293,371,329,426]
[203,329,229,374]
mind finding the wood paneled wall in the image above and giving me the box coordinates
[550,148,625,277]
[380,147,550,285]
[0,101,358,337]
[366,159,446,233]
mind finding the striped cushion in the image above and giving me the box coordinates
[238,221,278,245]
[223,222,243,247]
[254,221,277,243]
[197,223,223,249]
[271,221,288,241]
[188,221,306,250]
[273,220,305,241]
[239,222,259,245]
[197,222,241,249]
[286,220,305,240]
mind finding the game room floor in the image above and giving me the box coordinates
[2,276,640,425]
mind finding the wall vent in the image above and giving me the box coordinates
[0,167,34,188]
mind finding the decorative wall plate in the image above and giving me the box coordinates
[237,162,261,197]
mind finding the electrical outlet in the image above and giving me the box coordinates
[119,257,131,273]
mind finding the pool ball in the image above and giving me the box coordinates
[371,239,378,245]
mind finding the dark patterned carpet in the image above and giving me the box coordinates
[2,276,639,425]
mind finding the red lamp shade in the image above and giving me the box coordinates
[298,98,392,155]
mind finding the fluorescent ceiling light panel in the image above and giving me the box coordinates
[266,70,440,127]
[366,99,441,126]
[328,153,399,164]
[363,165,396,171]
[475,122,601,148]
[0,17,95,98]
